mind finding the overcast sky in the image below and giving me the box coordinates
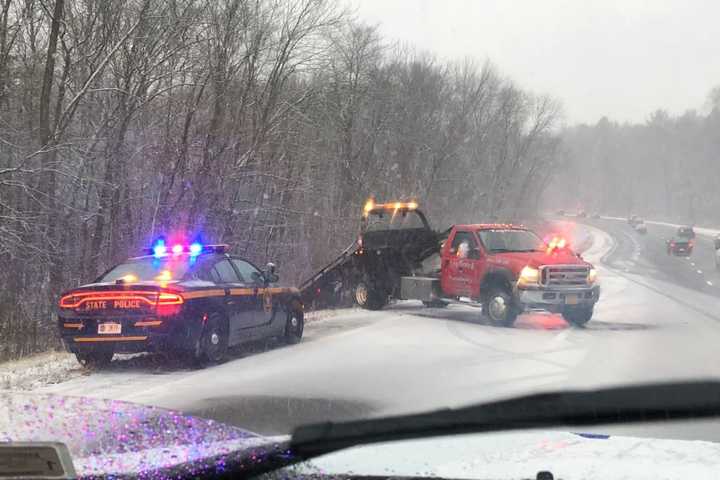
[351,0,720,125]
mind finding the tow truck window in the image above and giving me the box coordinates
[450,232,478,253]
[98,257,191,282]
[478,229,544,253]
[365,211,425,231]
[231,259,263,285]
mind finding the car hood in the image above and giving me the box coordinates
[487,250,589,272]
[302,430,720,479]
[0,392,284,478]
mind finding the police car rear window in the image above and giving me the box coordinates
[99,257,193,282]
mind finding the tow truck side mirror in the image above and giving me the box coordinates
[714,239,720,250]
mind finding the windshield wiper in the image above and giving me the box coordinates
[288,381,720,460]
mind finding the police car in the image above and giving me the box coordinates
[57,240,303,368]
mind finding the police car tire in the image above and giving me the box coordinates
[285,309,304,344]
[483,287,518,327]
[562,306,593,327]
[200,312,229,364]
[75,349,113,369]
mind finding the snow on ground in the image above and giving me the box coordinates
[0,350,83,391]
[0,308,366,392]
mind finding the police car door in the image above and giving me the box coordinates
[211,258,255,345]
[231,258,272,330]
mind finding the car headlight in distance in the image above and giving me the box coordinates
[587,268,598,284]
[518,266,540,286]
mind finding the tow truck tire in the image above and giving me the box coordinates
[562,306,593,327]
[423,300,448,308]
[354,281,387,310]
[75,348,113,369]
[483,287,518,327]
[199,312,229,364]
[284,308,304,344]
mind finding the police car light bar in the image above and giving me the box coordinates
[144,241,229,257]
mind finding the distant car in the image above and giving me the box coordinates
[591,212,601,219]
[667,227,695,256]
[556,209,565,216]
[634,221,647,234]
[628,215,641,227]
[578,211,588,218]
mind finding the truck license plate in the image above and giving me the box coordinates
[98,323,121,334]
[565,294,579,305]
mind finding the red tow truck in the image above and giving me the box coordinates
[399,224,600,326]
[300,201,600,327]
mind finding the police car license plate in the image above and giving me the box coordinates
[565,294,579,305]
[98,323,121,334]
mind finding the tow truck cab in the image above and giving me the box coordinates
[400,224,600,326]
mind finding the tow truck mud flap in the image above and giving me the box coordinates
[400,276,440,301]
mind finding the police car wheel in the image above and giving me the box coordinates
[200,312,229,364]
[75,349,113,369]
[285,309,304,344]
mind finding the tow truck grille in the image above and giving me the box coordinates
[540,265,590,287]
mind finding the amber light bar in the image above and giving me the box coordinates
[363,199,418,215]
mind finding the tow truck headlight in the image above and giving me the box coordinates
[587,268,598,284]
[518,266,540,286]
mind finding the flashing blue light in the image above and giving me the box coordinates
[189,242,203,256]
[152,239,167,258]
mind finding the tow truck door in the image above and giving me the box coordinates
[441,230,483,298]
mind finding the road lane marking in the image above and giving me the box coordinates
[691,262,696,266]
[697,269,703,274]
[707,281,714,286]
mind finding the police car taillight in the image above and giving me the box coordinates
[157,292,183,305]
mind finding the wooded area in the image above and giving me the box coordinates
[553,91,720,223]
[0,0,562,360]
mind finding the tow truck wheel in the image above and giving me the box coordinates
[284,308,304,344]
[75,348,113,369]
[562,306,594,327]
[422,300,448,308]
[483,287,518,327]
[199,312,229,364]
[354,281,387,310]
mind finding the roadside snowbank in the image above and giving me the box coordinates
[0,351,83,391]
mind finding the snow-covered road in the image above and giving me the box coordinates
[10,222,720,440]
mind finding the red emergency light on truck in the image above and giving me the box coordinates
[400,224,599,326]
